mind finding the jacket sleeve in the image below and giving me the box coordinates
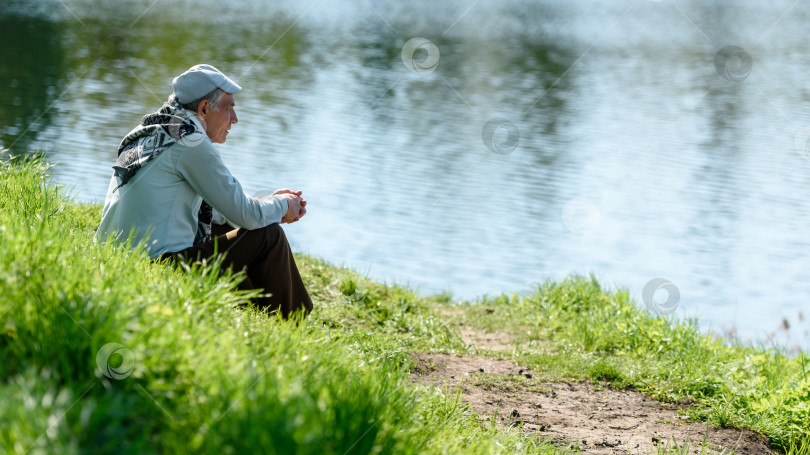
[211,206,239,228]
[175,140,288,230]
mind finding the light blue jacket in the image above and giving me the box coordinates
[95,115,288,259]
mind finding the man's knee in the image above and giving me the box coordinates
[251,223,287,249]
[217,224,287,269]
[259,222,285,239]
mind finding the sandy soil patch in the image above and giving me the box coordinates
[411,353,776,454]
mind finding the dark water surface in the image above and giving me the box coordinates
[3,0,810,351]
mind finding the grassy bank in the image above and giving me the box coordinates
[0,157,808,454]
[0,158,567,454]
[448,284,810,453]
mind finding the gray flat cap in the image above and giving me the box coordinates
[172,64,241,104]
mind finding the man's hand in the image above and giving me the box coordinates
[277,190,307,223]
[273,188,302,197]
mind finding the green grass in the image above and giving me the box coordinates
[1,156,809,454]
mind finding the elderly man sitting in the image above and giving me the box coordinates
[96,64,312,318]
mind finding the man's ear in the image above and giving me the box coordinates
[197,99,210,117]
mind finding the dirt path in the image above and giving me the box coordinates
[410,325,776,454]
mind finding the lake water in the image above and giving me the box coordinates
[2,0,809,352]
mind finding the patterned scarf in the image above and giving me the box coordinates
[113,95,213,245]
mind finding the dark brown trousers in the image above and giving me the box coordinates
[163,223,313,319]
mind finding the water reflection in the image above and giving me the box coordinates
[0,9,66,155]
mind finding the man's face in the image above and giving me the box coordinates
[204,92,238,143]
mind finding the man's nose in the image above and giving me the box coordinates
[231,110,238,124]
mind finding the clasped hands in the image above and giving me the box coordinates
[273,188,307,224]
